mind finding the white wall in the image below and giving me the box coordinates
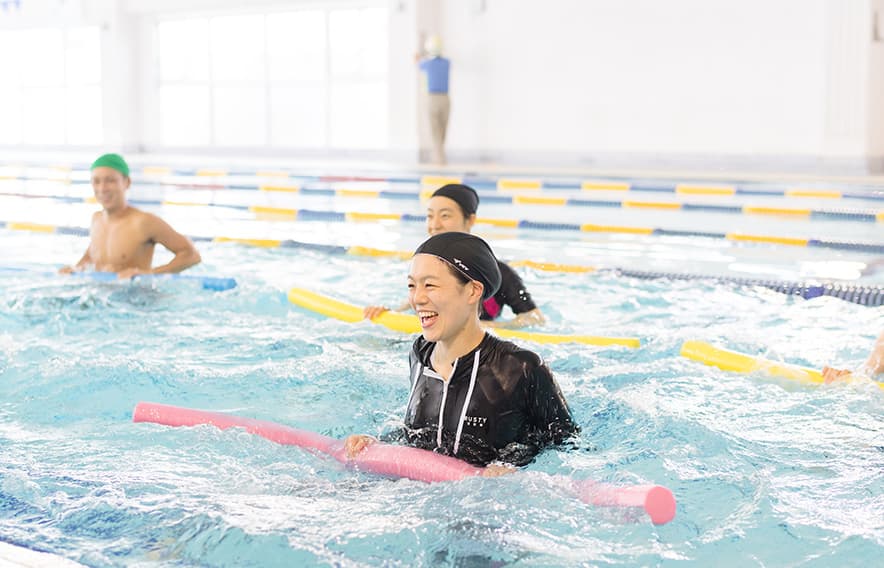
[822,0,870,160]
[387,1,419,155]
[867,0,884,168]
[436,0,837,164]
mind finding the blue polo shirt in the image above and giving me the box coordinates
[419,56,450,94]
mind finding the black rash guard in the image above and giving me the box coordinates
[397,332,578,467]
[481,260,537,320]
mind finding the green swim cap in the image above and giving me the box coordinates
[91,153,130,177]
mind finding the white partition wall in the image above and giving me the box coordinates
[0,25,103,146]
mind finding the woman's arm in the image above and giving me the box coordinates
[484,308,546,329]
[484,262,544,329]
[527,362,579,442]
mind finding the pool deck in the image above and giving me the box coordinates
[4,149,884,187]
[0,541,85,567]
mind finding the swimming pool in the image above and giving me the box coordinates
[1,167,883,566]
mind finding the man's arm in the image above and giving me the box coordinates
[148,215,201,274]
[116,214,200,279]
[60,212,97,273]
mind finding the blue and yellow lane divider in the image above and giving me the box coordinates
[266,209,884,254]
[680,340,884,389]
[259,184,300,192]
[784,188,845,199]
[5,219,883,306]
[615,268,884,307]
[0,220,90,237]
[583,182,884,202]
[497,179,543,191]
[4,196,884,254]
[581,181,632,191]
[509,259,598,273]
[673,184,736,196]
[249,206,296,220]
[4,188,881,224]
[6,161,884,202]
[5,221,57,233]
[129,167,884,202]
[287,287,640,347]
[420,175,463,186]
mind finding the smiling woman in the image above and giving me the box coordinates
[345,232,578,471]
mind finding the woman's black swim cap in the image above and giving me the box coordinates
[431,184,480,217]
[413,232,501,300]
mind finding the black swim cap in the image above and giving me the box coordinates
[432,184,480,217]
[414,232,501,300]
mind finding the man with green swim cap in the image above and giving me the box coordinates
[60,153,201,278]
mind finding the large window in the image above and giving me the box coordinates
[0,27,102,145]
[156,5,388,150]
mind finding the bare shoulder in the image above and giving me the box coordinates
[133,208,173,230]
[89,210,105,230]
[134,208,160,222]
[133,209,191,247]
[126,206,150,220]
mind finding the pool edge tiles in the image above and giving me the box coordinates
[0,541,87,568]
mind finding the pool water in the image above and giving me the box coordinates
[1,186,883,566]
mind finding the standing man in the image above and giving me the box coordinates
[60,153,201,279]
[417,35,451,165]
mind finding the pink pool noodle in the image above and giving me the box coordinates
[133,402,676,525]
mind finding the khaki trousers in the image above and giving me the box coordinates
[427,93,450,165]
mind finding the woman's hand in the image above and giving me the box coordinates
[821,366,852,384]
[343,434,377,458]
[480,463,516,477]
[363,306,389,320]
